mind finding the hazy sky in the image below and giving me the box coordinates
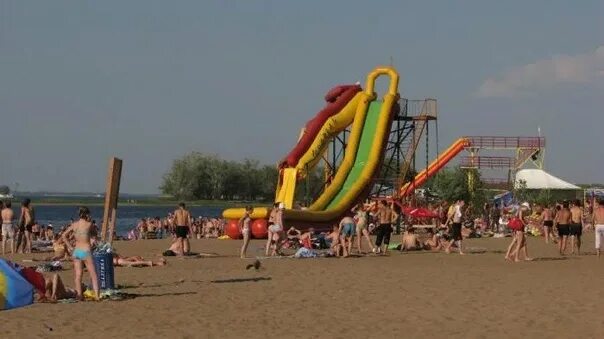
[1,1,603,193]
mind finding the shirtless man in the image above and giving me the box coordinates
[174,203,192,255]
[569,200,583,255]
[1,201,15,255]
[555,201,572,256]
[374,200,393,254]
[593,200,604,258]
[400,227,421,251]
[542,204,554,244]
[339,216,355,257]
[17,198,35,254]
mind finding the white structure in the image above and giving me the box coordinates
[514,169,580,190]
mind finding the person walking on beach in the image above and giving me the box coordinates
[61,206,100,300]
[2,201,16,254]
[239,206,253,258]
[542,204,554,244]
[174,203,192,255]
[569,200,583,255]
[445,199,465,255]
[593,200,604,258]
[374,200,393,254]
[266,202,284,256]
[555,201,572,256]
[17,198,35,254]
[504,203,532,262]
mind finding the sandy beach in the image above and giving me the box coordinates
[3,235,604,339]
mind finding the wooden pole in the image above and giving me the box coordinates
[101,157,122,244]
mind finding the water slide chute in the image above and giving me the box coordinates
[398,137,470,197]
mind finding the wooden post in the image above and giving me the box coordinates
[101,157,123,244]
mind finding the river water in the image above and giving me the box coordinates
[25,205,225,236]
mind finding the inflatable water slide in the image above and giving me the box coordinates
[223,67,400,235]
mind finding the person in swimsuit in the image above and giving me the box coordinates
[593,200,604,258]
[239,206,253,258]
[374,200,393,254]
[42,273,80,301]
[339,216,355,257]
[555,201,572,256]
[445,200,465,255]
[400,227,421,251]
[423,228,442,251]
[352,202,375,254]
[174,203,192,255]
[325,225,341,257]
[299,227,314,249]
[112,254,166,267]
[17,198,35,254]
[505,203,533,262]
[542,204,554,244]
[62,206,99,300]
[1,200,16,255]
[569,200,583,255]
[266,202,285,256]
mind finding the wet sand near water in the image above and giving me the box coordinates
[3,235,604,338]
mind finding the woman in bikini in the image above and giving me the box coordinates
[352,202,375,254]
[239,206,253,258]
[62,206,100,300]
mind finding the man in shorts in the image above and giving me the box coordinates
[374,200,393,254]
[445,199,465,255]
[2,201,15,254]
[338,216,355,257]
[569,200,583,255]
[174,203,192,256]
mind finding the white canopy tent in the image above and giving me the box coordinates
[514,169,580,190]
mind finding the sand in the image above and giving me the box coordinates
[3,235,604,339]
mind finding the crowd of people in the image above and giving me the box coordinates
[128,213,224,241]
[234,197,604,262]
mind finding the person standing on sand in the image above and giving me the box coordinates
[555,201,572,256]
[374,200,393,254]
[444,200,465,255]
[569,200,583,255]
[542,204,554,244]
[61,206,100,300]
[174,203,192,255]
[266,202,284,256]
[352,202,375,254]
[239,206,253,258]
[2,201,16,254]
[17,198,35,254]
[593,200,604,258]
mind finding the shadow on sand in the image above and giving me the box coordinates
[211,277,272,284]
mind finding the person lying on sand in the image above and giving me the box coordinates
[113,253,166,267]
[163,238,184,256]
[400,227,421,251]
[43,273,83,301]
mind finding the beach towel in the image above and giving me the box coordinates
[294,247,317,258]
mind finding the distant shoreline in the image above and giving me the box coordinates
[27,198,267,208]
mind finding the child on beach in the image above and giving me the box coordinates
[339,216,355,257]
[239,206,253,258]
[62,206,100,300]
[326,225,341,256]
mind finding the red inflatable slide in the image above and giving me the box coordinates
[279,84,361,169]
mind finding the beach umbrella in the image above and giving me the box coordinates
[407,208,439,218]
